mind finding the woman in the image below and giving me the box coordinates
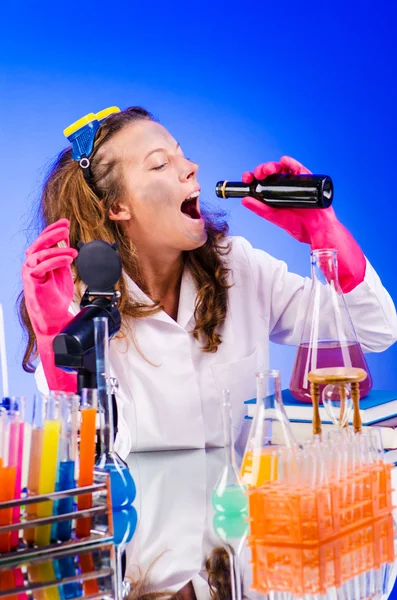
[20,106,397,457]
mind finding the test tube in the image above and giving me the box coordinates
[0,406,10,552]
[21,398,32,492]
[76,388,98,538]
[9,397,25,549]
[0,410,20,553]
[0,570,17,600]
[56,393,79,541]
[78,552,100,596]
[24,395,44,544]
[28,562,61,600]
[0,407,27,600]
[0,407,5,468]
[34,393,61,546]
[368,428,384,463]
[29,394,62,600]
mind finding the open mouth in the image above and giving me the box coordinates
[180,191,201,220]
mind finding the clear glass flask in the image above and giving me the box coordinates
[241,371,297,487]
[212,389,248,514]
[94,317,136,509]
[289,249,373,403]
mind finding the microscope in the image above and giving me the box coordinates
[52,240,122,436]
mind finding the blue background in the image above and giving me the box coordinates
[0,0,396,402]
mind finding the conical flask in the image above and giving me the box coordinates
[241,371,297,487]
[289,248,373,403]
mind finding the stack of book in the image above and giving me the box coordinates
[244,389,397,463]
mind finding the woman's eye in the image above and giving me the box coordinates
[151,163,167,171]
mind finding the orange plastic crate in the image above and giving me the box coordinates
[248,514,395,596]
[247,462,393,546]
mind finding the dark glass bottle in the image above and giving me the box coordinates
[216,174,333,208]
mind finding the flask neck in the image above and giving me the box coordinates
[311,249,341,290]
[221,392,237,469]
[100,391,115,456]
[251,371,296,448]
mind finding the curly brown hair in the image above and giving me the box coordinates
[206,546,232,600]
[127,546,235,600]
[19,106,231,372]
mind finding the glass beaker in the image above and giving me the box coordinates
[289,249,373,403]
[241,371,297,487]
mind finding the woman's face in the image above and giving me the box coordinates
[107,119,207,254]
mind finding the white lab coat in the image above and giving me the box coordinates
[36,236,397,457]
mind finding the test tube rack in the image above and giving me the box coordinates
[247,460,393,546]
[249,513,395,597]
[0,470,116,600]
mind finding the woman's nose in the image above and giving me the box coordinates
[178,157,199,182]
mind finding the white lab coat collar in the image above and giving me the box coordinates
[177,266,196,330]
[123,264,196,330]
[123,272,171,325]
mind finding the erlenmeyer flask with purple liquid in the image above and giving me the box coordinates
[289,249,373,403]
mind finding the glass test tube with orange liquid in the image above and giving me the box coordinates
[240,371,297,487]
[76,388,98,539]
[75,389,99,596]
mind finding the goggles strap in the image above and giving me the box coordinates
[79,157,94,186]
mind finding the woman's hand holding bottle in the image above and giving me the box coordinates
[242,156,366,293]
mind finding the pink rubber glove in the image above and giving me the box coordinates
[22,219,78,392]
[242,156,366,293]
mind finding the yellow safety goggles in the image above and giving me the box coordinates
[64,106,120,163]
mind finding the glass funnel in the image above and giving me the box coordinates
[94,317,136,509]
[289,249,373,403]
[241,371,297,487]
